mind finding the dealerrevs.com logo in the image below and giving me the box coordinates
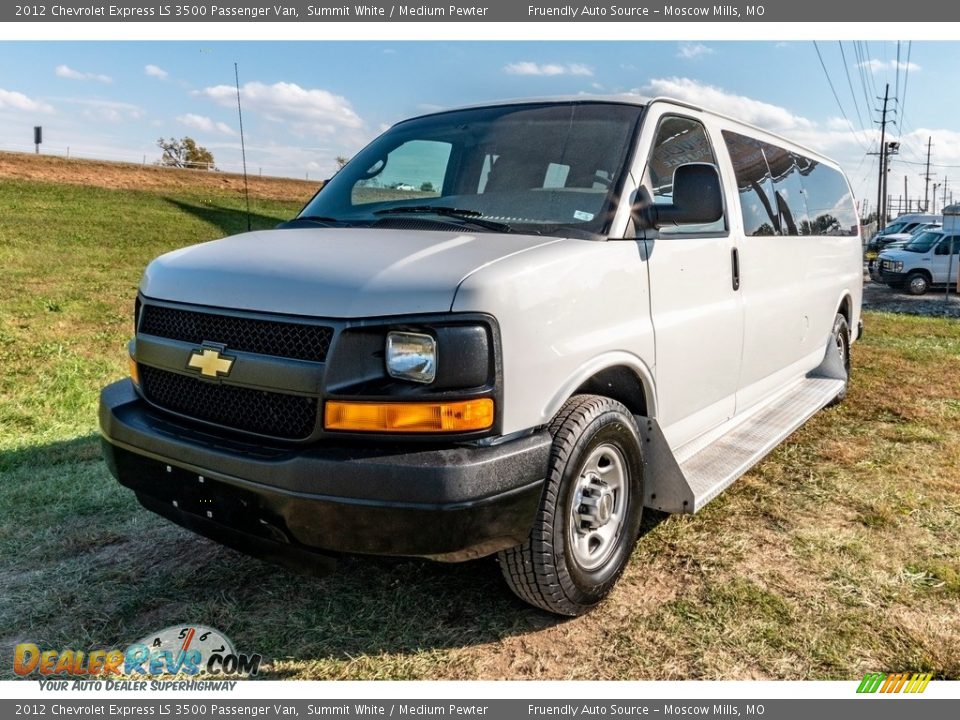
[14,625,262,682]
[857,672,933,694]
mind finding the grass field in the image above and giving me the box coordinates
[1,162,958,681]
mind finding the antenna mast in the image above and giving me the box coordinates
[235,62,252,232]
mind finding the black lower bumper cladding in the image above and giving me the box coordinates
[99,380,550,564]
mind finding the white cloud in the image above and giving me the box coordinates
[677,43,714,60]
[196,81,363,136]
[826,117,854,131]
[145,64,169,80]
[504,62,593,77]
[55,65,112,84]
[63,99,143,123]
[858,59,921,74]
[641,77,814,132]
[177,113,236,136]
[0,88,54,114]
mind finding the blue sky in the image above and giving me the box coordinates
[2,40,960,210]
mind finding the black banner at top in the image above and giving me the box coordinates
[5,0,960,22]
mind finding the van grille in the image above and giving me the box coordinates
[139,305,333,363]
[139,365,318,440]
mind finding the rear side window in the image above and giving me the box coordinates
[799,158,859,235]
[723,132,778,236]
[723,130,857,237]
[763,144,809,235]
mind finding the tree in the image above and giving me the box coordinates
[335,155,350,172]
[157,137,216,170]
[420,181,435,192]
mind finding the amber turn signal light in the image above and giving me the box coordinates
[129,355,140,387]
[324,398,494,433]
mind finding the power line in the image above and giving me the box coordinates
[862,41,879,99]
[894,41,901,110]
[852,42,875,122]
[838,41,868,133]
[898,41,914,141]
[813,41,869,151]
[891,157,960,170]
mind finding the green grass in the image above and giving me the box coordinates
[1,175,959,680]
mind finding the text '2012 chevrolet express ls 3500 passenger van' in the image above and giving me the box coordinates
[100,97,863,615]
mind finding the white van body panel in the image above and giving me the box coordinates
[451,238,655,436]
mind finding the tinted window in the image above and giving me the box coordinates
[798,159,859,235]
[723,130,857,237]
[763,144,809,235]
[723,131,778,236]
[643,116,726,235]
[939,236,960,254]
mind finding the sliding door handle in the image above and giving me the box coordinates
[731,247,741,291]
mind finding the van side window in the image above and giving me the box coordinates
[643,116,726,235]
[798,158,859,235]
[762,145,809,235]
[723,132,778,236]
[723,130,858,237]
[938,236,960,254]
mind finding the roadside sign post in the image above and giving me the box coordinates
[33,126,42,155]
[942,204,960,303]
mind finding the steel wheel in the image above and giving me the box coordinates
[498,394,644,616]
[568,443,629,572]
[907,272,929,295]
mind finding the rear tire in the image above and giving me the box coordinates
[828,313,851,406]
[498,395,644,616]
[906,271,930,295]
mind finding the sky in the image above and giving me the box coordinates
[2,40,960,212]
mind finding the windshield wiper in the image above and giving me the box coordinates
[373,205,515,233]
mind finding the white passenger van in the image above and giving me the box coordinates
[100,97,862,615]
[878,228,960,294]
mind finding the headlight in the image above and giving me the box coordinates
[386,331,437,384]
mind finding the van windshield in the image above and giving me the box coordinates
[881,221,907,235]
[903,231,942,253]
[295,102,643,239]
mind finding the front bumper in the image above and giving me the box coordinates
[878,269,908,285]
[99,380,550,563]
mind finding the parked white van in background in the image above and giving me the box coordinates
[878,229,960,294]
[100,97,863,615]
[867,213,942,253]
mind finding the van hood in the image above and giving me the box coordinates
[140,228,561,317]
[878,248,913,262]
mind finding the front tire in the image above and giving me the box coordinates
[498,395,644,616]
[906,271,930,295]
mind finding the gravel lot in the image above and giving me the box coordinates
[863,272,960,318]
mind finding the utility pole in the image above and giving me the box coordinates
[933,183,940,214]
[943,177,949,210]
[873,84,892,229]
[923,137,933,211]
[904,175,908,213]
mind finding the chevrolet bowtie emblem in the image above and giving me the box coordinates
[187,348,235,378]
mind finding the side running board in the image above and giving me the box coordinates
[641,337,846,514]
